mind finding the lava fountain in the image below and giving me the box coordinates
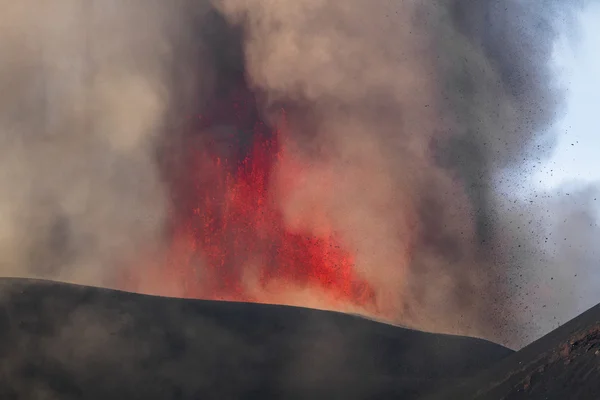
[124,89,377,315]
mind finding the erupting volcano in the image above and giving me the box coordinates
[125,88,377,314]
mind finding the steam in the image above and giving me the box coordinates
[0,0,597,349]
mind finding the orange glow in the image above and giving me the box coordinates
[125,96,376,313]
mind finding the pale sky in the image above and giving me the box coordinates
[535,4,600,189]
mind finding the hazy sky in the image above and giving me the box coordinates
[535,4,600,189]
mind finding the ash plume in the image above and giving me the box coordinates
[215,0,599,346]
[0,0,214,285]
[0,0,598,350]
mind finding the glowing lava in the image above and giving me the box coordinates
[128,93,376,313]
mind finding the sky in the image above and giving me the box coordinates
[535,4,600,189]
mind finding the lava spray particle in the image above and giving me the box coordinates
[125,91,379,316]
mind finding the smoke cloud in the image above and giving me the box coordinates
[214,0,599,346]
[0,0,597,348]
[0,0,213,284]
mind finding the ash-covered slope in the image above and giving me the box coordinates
[427,303,600,400]
[0,278,511,400]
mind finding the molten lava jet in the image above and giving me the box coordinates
[127,91,377,314]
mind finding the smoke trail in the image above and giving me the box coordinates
[214,0,599,346]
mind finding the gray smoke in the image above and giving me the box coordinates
[215,0,599,347]
[435,0,599,346]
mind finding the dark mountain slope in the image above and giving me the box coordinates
[0,278,511,400]
[427,302,600,400]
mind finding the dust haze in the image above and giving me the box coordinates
[0,0,597,348]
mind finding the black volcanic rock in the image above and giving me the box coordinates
[427,303,600,400]
[0,278,512,399]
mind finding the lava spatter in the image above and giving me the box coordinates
[130,95,376,313]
